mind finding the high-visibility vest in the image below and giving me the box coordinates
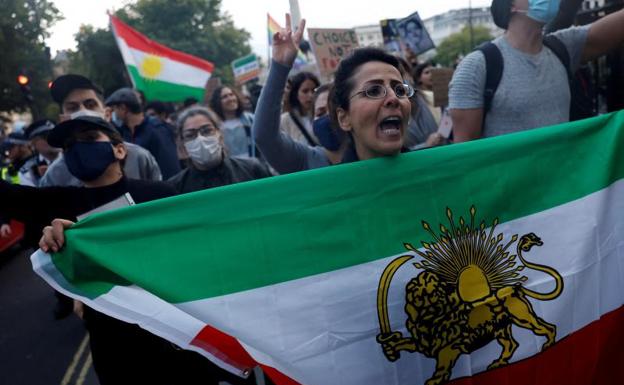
[1,167,19,184]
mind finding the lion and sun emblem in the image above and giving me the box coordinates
[376,206,564,385]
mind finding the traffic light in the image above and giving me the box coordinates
[16,72,33,103]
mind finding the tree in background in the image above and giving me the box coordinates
[0,0,61,117]
[434,26,493,68]
[68,26,129,97]
[69,0,252,99]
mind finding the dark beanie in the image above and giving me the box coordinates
[491,0,514,29]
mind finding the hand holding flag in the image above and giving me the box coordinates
[271,13,306,68]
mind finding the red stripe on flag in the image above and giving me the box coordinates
[110,15,214,73]
[191,324,302,384]
[191,306,624,385]
[190,324,256,373]
[450,305,624,385]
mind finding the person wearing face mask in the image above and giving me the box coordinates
[311,83,348,165]
[0,114,185,384]
[168,106,272,194]
[450,0,624,142]
[40,74,162,188]
[105,87,180,178]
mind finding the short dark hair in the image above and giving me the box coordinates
[288,72,320,112]
[328,47,400,127]
[145,100,174,115]
[491,0,514,29]
[209,86,244,120]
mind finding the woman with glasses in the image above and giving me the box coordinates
[167,106,272,194]
[254,15,415,174]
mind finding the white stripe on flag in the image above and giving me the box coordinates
[117,37,211,88]
[177,178,624,385]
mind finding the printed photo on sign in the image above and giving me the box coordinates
[380,19,402,54]
[396,12,435,56]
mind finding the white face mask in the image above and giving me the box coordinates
[184,135,223,169]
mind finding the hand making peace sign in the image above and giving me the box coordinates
[271,13,306,68]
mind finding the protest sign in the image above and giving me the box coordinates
[308,28,359,77]
[231,54,261,85]
[396,12,435,56]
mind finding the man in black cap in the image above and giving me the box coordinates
[106,87,181,179]
[449,0,624,142]
[24,119,61,179]
[40,74,163,187]
[0,113,180,384]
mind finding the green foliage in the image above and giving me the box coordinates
[69,0,252,100]
[68,26,129,97]
[0,0,61,117]
[434,26,493,67]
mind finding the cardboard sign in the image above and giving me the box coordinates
[308,28,359,77]
[231,54,261,85]
[396,12,435,56]
[431,68,455,107]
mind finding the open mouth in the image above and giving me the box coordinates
[378,116,403,139]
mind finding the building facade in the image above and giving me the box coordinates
[423,7,502,47]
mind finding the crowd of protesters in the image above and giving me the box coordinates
[2,1,624,384]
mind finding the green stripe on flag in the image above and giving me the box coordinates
[232,54,257,68]
[128,66,205,102]
[52,111,624,302]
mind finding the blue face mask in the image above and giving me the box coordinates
[313,115,345,152]
[111,111,123,128]
[64,141,117,182]
[524,0,561,24]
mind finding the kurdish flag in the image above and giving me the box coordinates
[32,112,624,384]
[267,13,308,69]
[110,15,214,102]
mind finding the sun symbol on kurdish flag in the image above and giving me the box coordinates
[141,55,164,79]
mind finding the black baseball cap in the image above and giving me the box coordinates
[47,113,119,148]
[25,119,56,140]
[50,74,103,105]
[491,0,514,29]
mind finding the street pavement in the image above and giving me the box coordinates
[0,247,98,385]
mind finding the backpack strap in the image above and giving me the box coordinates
[476,41,504,128]
[289,111,318,146]
[543,35,572,80]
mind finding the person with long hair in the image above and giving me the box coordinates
[280,71,320,146]
[209,86,256,158]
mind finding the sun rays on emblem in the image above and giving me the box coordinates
[405,205,526,303]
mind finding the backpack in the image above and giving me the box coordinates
[477,35,595,123]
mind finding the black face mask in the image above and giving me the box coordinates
[313,115,345,152]
[64,142,117,182]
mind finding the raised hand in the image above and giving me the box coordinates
[271,13,306,67]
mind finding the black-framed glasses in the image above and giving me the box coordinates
[182,124,217,141]
[350,83,415,100]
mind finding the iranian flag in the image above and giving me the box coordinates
[110,15,214,102]
[32,111,624,385]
